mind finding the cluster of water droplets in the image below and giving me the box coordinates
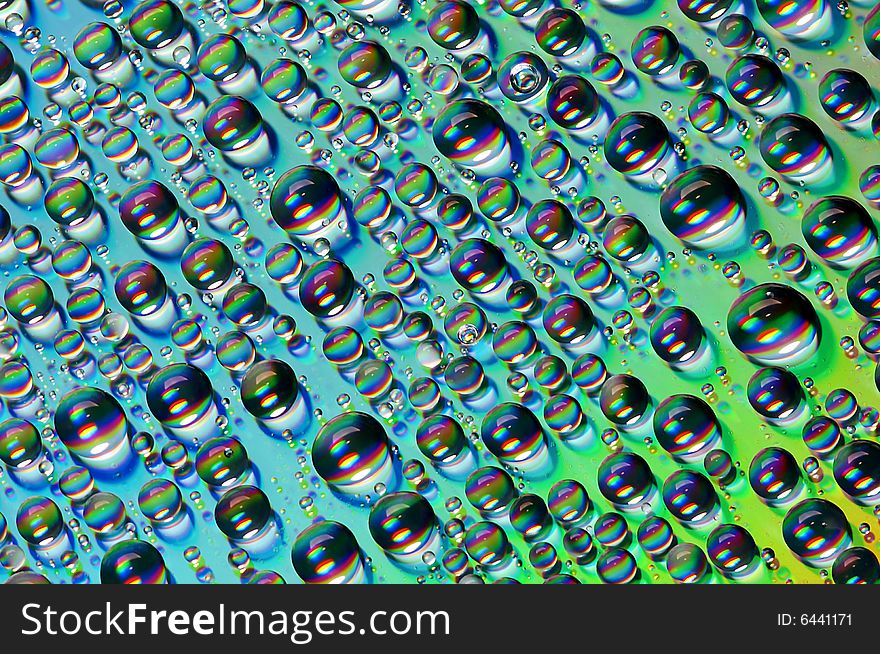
[0,0,876,585]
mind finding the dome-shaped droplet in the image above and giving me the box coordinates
[214,485,272,541]
[833,440,880,505]
[240,359,299,420]
[100,540,168,584]
[650,306,706,365]
[707,524,759,577]
[847,257,880,319]
[368,491,438,558]
[759,113,831,180]
[727,283,821,365]
[432,99,510,173]
[480,403,546,468]
[600,374,651,426]
[604,112,670,176]
[449,238,508,294]
[54,387,132,472]
[782,498,851,567]
[146,363,215,430]
[597,451,656,509]
[659,165,746,249]
[291,520,364,584]
[749,447,803,504]
[299,259,355,319]
[662,470,719,525]
[747,367,805,421]
[311,412,392,495]
[801,196,878,269]
[270,166,345,239]
[653,394,721,460]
